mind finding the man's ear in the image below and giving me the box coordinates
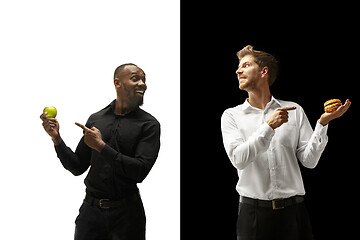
[261,67,268,76]
[114,78,121,88]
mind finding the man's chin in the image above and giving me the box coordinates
[239,82,253,91]
[239,84,246,90]
[137,97,144,107]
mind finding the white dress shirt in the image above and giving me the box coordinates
[221,96,328,200]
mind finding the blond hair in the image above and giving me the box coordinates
[237,45,278,86]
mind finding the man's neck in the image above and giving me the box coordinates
[247,86,272,110]
[115,97,134,115]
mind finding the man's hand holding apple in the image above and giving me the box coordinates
[40,112,62,145]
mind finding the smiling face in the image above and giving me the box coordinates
[235,55,268,91]
[114,65,147,107]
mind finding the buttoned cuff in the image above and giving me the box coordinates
[54,140,67,153]
[100,143,118,161]
[262,122,275,140]
[314,121,328,136]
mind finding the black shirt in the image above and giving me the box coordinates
[55,100,161,199]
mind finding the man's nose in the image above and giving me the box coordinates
[138,79,147,88]
[236,67,242,75]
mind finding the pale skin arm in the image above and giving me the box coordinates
[266,106,297,129]
[266,99,351,130]
[318,99,351,126]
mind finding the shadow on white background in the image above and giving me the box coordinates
[0,1,179,239]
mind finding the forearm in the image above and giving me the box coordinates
[224,123,274,170]
[100,143,158,183]
[318,115,331,126]
[55,139,91,176]
[52,135,63,146]
[297,122,328,168]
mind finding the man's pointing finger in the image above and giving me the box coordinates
[75,122,90,132]
[280,106,297,111]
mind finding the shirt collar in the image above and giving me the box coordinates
[272,96,282,107]
[242,96,282,112]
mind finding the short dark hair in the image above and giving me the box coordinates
[237,45,278,86]
[114,63,138,79]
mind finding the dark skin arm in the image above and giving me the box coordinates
[40,113,105,152]
[75,122,105,152]
[40,112,62,145]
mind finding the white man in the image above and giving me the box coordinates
[221,45,350,240]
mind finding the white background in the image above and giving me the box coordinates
[0,0,179,239]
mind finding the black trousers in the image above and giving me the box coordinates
[74,196,146,240]
[237,201,314,240]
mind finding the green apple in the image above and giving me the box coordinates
[43,106,57,118]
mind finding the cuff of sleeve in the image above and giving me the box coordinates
[314,121,328,136]
[100,144,119,161]
[261,122,275,140]
[54,140,66,152]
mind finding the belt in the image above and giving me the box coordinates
[84,192,140,209]
[240,195,304,210]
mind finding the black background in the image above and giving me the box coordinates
[181,2,358,239]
